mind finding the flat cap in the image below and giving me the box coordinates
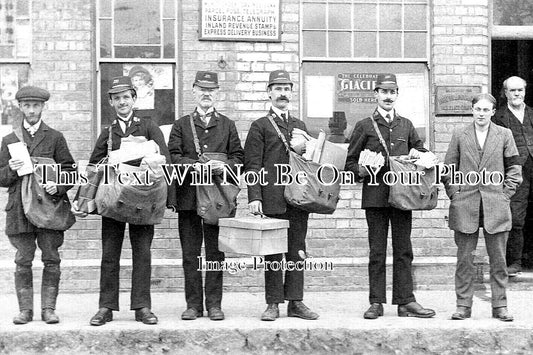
[15,86,50,102]
[268,70,293,87]
[193,71,219,89]
[108,76,136,94]
[375,74,398,90]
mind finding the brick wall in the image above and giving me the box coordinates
[0,1,494,293]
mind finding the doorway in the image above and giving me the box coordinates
[491,40,533,108]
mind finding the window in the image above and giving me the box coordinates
[302,0,429,60]
[97,0,178,129]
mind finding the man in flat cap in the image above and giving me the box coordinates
[0,86,76,324]
[168,71,243,321]
[73,76,170,326]
[244,69,319,321]
[346,73,436,320]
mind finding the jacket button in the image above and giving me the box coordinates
[203,144,208,149]
[390,129,392,132]
[205,130,208,133]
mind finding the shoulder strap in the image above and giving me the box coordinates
[267,114,290,153]
[189,113,203,157]
[106,125,113,157]
[370,116,389,158]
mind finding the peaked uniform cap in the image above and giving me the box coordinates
[268,70,293,87]
[108,76,136,94]
[194,71,219,89]
[375,74,398,90]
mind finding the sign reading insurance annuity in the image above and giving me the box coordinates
[199,0,281,42]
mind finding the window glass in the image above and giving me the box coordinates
[353,4,376,30]
[329,32,351,57]
[404,32,426,58]
[354,31,376,57]
[0,64,29,135]
[114,0,161,45]
[328,3,351,30]
[303,3,326,29]
[0,0,30,60]
[379,32,401,58]
[380,5,402,31]
[404,5,426,31]
[303,31,327,57]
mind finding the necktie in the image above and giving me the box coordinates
[281,113,287,124]
[118,117,131,133]
[26,126,36,137]
[385,114,392,124]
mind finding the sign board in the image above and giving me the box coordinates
[337,73,378,103]
[199,0,281,42]
[435,86,482,115]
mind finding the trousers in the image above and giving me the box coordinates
[98,216,154,311]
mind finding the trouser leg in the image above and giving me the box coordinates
[179,211,204,311]
[204,222,224,309]
[366,208,389,304]
[284,206,309,301]
[129,223,154,310]
[485,230,508,308]
[37,230,64,310]
[99,217,125,310]
[454,231,479,308]
[390,208,416,305]
[8,234,37,311]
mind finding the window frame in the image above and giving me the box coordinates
[0,0,32,63]
[95,0,179,134]
[300,0,430,62]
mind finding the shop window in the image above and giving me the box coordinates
[493,0,533,26]
[302,0,428,59]
[302,63,429,146]
[97,0,177,130]
[0,1,31,137]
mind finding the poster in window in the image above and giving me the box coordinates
[100,63,175,128]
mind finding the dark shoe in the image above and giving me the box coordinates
[90,307,113,326]
[208,307,225,321]
[398,301,436,318]
[41,308,60,324]
[135,307,158,325]
[13,310,33,325]
[261,303,279,321]
[492,307,514,322]
[181,307,203,320]
[451,306,471,320]
[364,303,384,319]
[287,301,319,320]
[507,264,522,277]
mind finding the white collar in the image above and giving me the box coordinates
[196,106,215,117]
[377,107,395,120]
[23,119,42,133]
[508,102,525,114]
[117,111,134,122]
[271,106,289,120]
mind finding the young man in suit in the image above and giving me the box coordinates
[491,76,533,276]
[74,76,170,326]
[244,70,319,321]
[444,93,522,321]
[0,86,76,324]
[167,71,243,321]
[345,74,436,320]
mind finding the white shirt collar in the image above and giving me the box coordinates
[377,107,395,120]
[23,119,42,136]
[271,106,289,120]
[508,102,525,123]
[196,107,215,125]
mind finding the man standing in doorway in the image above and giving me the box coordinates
[345,74,436,320]
[244,70,319,321]
[492,76,533,276]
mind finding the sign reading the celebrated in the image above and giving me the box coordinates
[435,86,482,115]
[200,0,281,42]
[337,73,378,103]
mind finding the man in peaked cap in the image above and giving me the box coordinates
[0,85,76,324]
[73,76,170,326]
[168,70,243,321]
[346,73,436,320]
[244,69,319,321]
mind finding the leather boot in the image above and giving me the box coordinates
[13,269,33,325]
[41,267,60,324]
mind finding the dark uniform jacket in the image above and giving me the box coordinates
[345,109,425,208]
[492,105,533,166]
[167,109,244,211]
[0,122,75,235]
[89,114,170,165]
[244,108,307,215]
